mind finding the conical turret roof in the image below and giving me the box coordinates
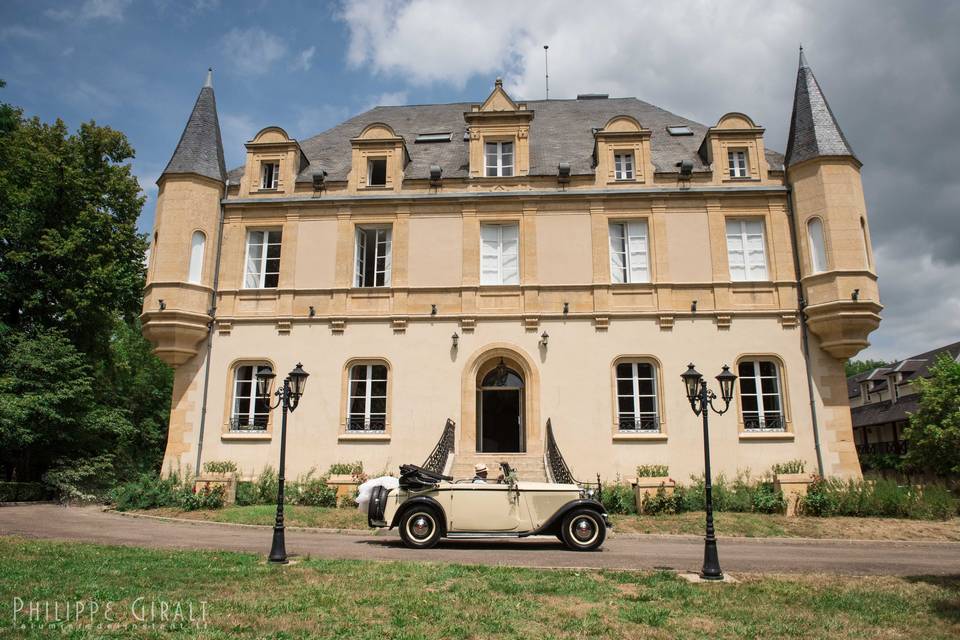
[161,68,226,183]
[785,48,858,168]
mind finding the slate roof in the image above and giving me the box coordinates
[226,97,785,184]
[846,340,960,401]
[851,394,918,429]
[784,49,857,168]
[162,78,227,183]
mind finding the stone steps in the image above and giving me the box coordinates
[451,454,547,483]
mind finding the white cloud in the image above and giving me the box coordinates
[0,25,47,42]
[294,104,351,138]
[294,46,316,72]
[219,113,257,167]
[220,28,288,76]
[360,91,408,112]
[46,0,132,22]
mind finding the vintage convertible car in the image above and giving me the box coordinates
[366,463,610,551]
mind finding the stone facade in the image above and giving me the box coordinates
[143,56,880,482]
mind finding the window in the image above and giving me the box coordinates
[355,226,392,287]
[244,230,282,289]
[807,218,827,273]
[726,219,767,281]
[480,223,519,285]
[728,150,748,178]
[230,364,272,431]
[614,152,634,180]
[415,132,452,143]
[860,218,871,268]
[738,360,785,431]
[615,361,659,432]
[188,230,205,284]
[667,125,693,136]
[261,162,279,190]
[348,364,388,431]
[367,158,387,187]
[484,141,514,177]
[608,221,649,283]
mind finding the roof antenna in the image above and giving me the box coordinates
[543,45,549,100]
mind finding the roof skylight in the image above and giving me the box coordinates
[667,126,694,136]
[415,132,452,143]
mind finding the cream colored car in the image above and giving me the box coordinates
[367,463,610,551]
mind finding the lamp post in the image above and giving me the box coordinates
[257,362,309,564]
[680,363,737,580]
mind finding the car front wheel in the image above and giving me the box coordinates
[561,509,606,551]
[399,506,442,549]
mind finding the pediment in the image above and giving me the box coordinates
[479,78,519,112]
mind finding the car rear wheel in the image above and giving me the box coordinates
[561,509,606,551]
[399,506,442,549]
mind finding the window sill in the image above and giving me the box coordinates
[724,176,757,182]
[613,432,668,442]
[361,185,390,190]
[349,288,392,297]
[338,432,391,443]
[222,432,271,441]
[738,431,794,442]
[257,188,279,193]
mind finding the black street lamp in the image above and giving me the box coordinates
[257,362,309,564]
[680,362,737,580]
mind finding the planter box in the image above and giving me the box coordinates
[194,473,236,504]
[630,477,675,513]
[774,473,813,517]
[326,474,360,500]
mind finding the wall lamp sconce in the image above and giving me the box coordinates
[540,331,550,348]
[563,302,569,315]
[691,299,698,313]
[431,304,438,316]
[158,299,166,311]
[851,289,860,302]
[308,305,316,317]
[451,332,459,349]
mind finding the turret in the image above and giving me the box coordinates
[141,69,226,366]
[786,49,881,359]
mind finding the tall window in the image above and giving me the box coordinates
[609,221,649,283]
[485,141,514,177]
[261,162,279,189]
[231,364,272,431]
[726,219,767,281]
[728,150,748,178]
[614,152,634,180]
[480,223,519,285]
[615,361,659,432]
[244,230,282,289]
[188,230,205,284]
[738,360,784,431]
[367,158,387,186]
[348,364,388,431]
[807,218,827,273]
[355,226,392,287]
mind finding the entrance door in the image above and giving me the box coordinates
[477,360,524,453]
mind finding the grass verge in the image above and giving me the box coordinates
[1,536,957,639]
[131,505,960,541]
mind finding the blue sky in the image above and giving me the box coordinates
[2,0,958,361]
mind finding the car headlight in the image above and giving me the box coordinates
[582,487,596,500]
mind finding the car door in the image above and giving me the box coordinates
[449,484,529,532]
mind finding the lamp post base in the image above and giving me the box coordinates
[268,525,288,564]
[699,537,723,581]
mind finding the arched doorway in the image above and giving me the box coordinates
[477,358,525,453]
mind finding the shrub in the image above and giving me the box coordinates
[636,465,669,478]
[642,485,684,515]
[235,481,257,506]
[254,466,278,504]
[328,461,364,476]
[179,483,226,511]
[295,469,337,507]
[109,473,182,511]
[799,477,958,520]
[800,476,837,516]
[202,460,237,474]
[771,459,806,475]
[600,481,637,515]
[0,482,48,502]
[752,481,786,514]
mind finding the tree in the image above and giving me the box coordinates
[902,354,960,476]
[845,359,891,377]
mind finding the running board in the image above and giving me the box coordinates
[446,531,532,539]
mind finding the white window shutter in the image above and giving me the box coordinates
[480,224,500,284]
[626,221,649,283]
[500,224,519,284]
[382,228,393,286]
[608,223,626,283]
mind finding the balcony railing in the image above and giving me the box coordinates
[347,418,387,432]
[229,416,268,432]
[856,441,908,455]
[617,416,660,433]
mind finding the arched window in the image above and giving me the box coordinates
[230,363,272,431]
[737,359,785,432]
[807,218,827,273]
[348,363,388,431]
[188,230,205,284]
[614,361,660,432]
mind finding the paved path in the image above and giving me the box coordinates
[2,504,959,576]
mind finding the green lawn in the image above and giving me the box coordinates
[1,536,957,639]
[132,505,960,541]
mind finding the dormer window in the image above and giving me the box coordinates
[614,152,635,180]
[260,162,279,190]
[485,141,514,177]
[367,158,387,187]
[728,150,748,178]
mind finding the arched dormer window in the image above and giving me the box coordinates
[807,218,827,273]
[188,230,205,284]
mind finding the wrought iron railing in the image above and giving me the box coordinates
[229,416,268,432]
[617,416,660,432]
[857,441,907,455]
[545,419,575,485]
[743,415,785,432]
[422,419,456,474]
